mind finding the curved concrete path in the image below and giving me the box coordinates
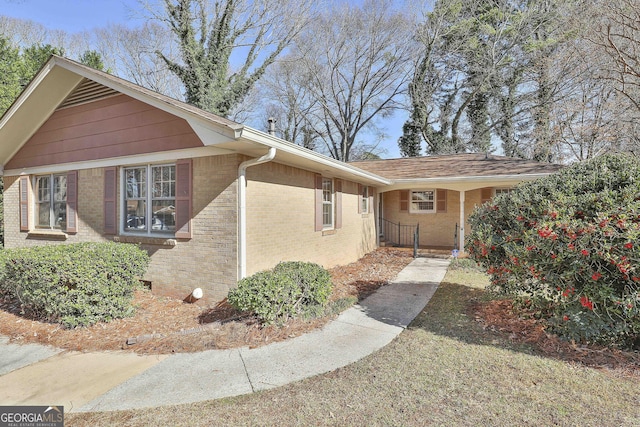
[0,257,449,412]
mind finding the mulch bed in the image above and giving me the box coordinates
[0,248,414,355]
[472,299,640,378]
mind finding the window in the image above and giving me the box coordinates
[322,177,334,229]
[123,164,176,234]
[410,190,436,213]
[495,188,512,196]
[34,174,67,229]
[360,185,370,213]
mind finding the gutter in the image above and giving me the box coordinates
[237,147,277,280]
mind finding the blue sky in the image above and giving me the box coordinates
[1,0,406,158]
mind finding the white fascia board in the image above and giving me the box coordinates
[3,146,232,176]
[383,173,552,192]
[239,127,391,185]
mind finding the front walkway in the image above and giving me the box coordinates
[0,257,450,412]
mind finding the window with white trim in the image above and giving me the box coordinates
[123,164,176,234]
[34,174,67,229]
[494,188,512,196]
[410,190,436,213]
[361,185,369,213]
[322,177,334,229]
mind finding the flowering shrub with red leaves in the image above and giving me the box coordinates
[467,154,640,350]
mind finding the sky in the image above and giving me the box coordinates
[1,0,406,158]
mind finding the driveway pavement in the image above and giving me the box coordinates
[0,256,450,412]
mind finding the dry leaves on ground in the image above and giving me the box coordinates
[473,299,640,378]
[0,248,414,355]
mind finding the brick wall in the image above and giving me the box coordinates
[381,188,485,249]
[4,154,241,304]
[244,161,377,275]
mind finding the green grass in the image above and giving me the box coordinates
[68,268,640,427]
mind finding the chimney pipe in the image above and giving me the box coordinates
[268,117,276,136]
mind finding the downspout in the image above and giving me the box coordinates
[238,147,277,280]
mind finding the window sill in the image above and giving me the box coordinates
[322,229,337,236]
[113,235,177,246]
[27,230,68,240]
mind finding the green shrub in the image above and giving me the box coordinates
[0,242,149,328]
[228,261,333,325]
[467,154,640,349]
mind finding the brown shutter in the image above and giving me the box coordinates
[436,189,447,213]
[481,187,493,204]
[175,159,193,239]
[335,179,342,229]
[399,190,409,212]
[357,184,363,213]
[314,174,323,232]
[368,187,374,214]
[19,176,30,231]
[103,167,117,235]
[66,170,78,233]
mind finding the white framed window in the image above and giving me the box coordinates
[495,188,512,196]
[410,189,436,213]
[322,177,334,229]
[123,164,176,234]
[34,173,67,229]
[361,185,370,214]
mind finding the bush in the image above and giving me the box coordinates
[228,261,333,325]
[467,154,640,349]
[0,242,149,328]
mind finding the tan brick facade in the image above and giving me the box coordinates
[4,154,380,304]
[380,188,486,249]
[245,162,377,275]
[4,154,242,304]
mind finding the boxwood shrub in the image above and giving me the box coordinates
[228,261,333,325]
[467,154,640,349]
[0,242,149,328]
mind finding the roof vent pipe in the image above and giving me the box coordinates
[267,117,276,136]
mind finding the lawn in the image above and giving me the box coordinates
[67,262,640,427]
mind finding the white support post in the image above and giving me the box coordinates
[459,191,465,254]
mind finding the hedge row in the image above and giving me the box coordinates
[0,242,149,328]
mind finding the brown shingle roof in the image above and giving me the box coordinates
[350,153,563,180]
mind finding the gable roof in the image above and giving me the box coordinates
[0,55,388,185]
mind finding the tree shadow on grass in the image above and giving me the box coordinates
[411,281,640,377]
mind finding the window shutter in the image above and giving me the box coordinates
[175,159,193,239]
[66,170,78,233]
[368,187,374,214]
[19,176,30,231]
[481,187,493,204]
[314,174,323,232]
[399,190,409,212]
[357,184,363,214]
[335,179,342,229]
[103,167,117,235]
[436,189,447,213]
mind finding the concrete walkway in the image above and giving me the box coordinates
[0,257,450,413]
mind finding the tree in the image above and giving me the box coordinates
[0,35,22,115]
[590,0,640,112]
[287,0,415,161]
[79,50,106,71]
[148,0,311,117]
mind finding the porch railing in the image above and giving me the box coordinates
[380,218,420,257]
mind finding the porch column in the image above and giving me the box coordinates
[459,190,465,253]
